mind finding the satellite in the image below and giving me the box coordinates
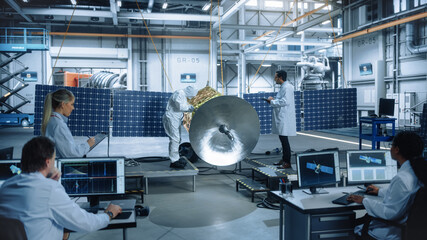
[306,162,333,174]
[359,155,382,165]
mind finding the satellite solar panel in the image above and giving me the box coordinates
[112,90,171,137]
[34,85,110,136]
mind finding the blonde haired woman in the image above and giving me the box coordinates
[41,89,95,158]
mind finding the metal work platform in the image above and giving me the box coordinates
[0,28,49,52]
[125,158,198,194]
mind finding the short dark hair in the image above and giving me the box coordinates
[392,131,423,160]
[21,136,55,173]
[276,70,287,81]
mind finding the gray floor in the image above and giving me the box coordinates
[0,126,375,240]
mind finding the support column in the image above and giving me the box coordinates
[127,26,133,90]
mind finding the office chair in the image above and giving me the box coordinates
[0,216,28,240]
[360,187,427,240]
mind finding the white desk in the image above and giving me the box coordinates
[272,186,383,240]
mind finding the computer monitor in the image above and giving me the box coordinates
[0,160,21,187]
[296,151,340,195]
[346,150,397,185]
[0,147,14,160]
[58,157,125,207]
[379,98,395,117]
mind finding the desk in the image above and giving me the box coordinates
[272,186,382,240]
[70,200,137,240]
[359,117,396,150]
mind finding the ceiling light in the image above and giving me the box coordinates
[322,20,330,25]
[254,48,260,52]
[70,0,77,5]
[22,0,28,2]
[117,0,122,7]
[319,49,326,53]
[262,64,271,67]
[280,38,287,42]
[266,43,272,47]
[297,31,304,35]
[202,3,211,11]
[162,2,168,9]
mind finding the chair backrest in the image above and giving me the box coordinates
[421,103,427,138]
[0,216,27,240]
[405,187,427,240]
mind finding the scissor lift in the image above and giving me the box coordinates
[0,28,49,114]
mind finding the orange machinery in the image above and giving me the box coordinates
[53,71,92,87]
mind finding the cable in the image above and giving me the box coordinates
[256,197,280,210]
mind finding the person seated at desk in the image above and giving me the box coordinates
[348,131,425,240]
[0,136,122,240]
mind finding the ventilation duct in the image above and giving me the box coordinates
[406,22,427,54]
[89,71,126,89]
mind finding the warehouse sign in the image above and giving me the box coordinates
[21,71,38,82]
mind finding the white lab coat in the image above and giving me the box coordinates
[162,89,194,162]
[270,81,297,136]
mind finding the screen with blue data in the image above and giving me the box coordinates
[297,151,340,188]
[0,160,21,186]
[346,150,397,184]
[58,158,125,196]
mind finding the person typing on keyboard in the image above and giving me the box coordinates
[347,131,425,240]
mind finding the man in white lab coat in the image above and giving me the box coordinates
[267,70,297,169]
[163,86,196,169]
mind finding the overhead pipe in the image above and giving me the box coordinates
[333,11,427,43]
[405,22,427,54]
[47,32,209,40]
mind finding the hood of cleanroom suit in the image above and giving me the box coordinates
[163,87,195,142]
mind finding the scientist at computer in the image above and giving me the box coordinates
[163,86,196,169]
[41,89,95,158]
[347,131,425,240]
[0,136,122,240]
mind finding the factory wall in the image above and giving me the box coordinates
[344,20,427,123]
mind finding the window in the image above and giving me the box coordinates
[265,1,283,8]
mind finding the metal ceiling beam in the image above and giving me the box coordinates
[220,24,293,31]
[21,8,212,22]
[109,0,118,25]
[213,0,250,28]
[5,0,32,23]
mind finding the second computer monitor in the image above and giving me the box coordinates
[58,158,125,197]
[0,160,21,187]
[346,150,397,185]
[296,151,340,194]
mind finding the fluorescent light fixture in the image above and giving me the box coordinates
[297,31,304,35]
[262,64,271,67]
[23,0,28,2]
[217,63,221,66]
[322,20,330,25]
[70,0,77,5]
[162,2,168,9]
[117,0,122,7]
[246,0,257,7]
[266,43,272,47]
[254,48,260,52]
[202,3,211,11]
[280,38,287,42]
[319,49,326,53]
[265,1,283,8]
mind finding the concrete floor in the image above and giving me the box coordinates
[0,126,374,240]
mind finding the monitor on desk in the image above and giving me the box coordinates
[296,151,340,195]
[379,98,395,117]
[58,157,125,207]
[0,147,14,160]
[0,160,21,187]
[346,150,397,185]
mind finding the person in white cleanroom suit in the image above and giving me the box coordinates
[163,86,197,169]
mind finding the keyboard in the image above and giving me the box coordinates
[332,190,367,205]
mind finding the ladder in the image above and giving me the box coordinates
[0,28,49,113]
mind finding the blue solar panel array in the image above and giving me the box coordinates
[244,88,356,133]
[243,91,302,134]
[302,88,357,130]
[112,90,171,137]
[34,85,110,136]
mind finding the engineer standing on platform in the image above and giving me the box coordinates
[163,86,197,169]
[267,70,297,169]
